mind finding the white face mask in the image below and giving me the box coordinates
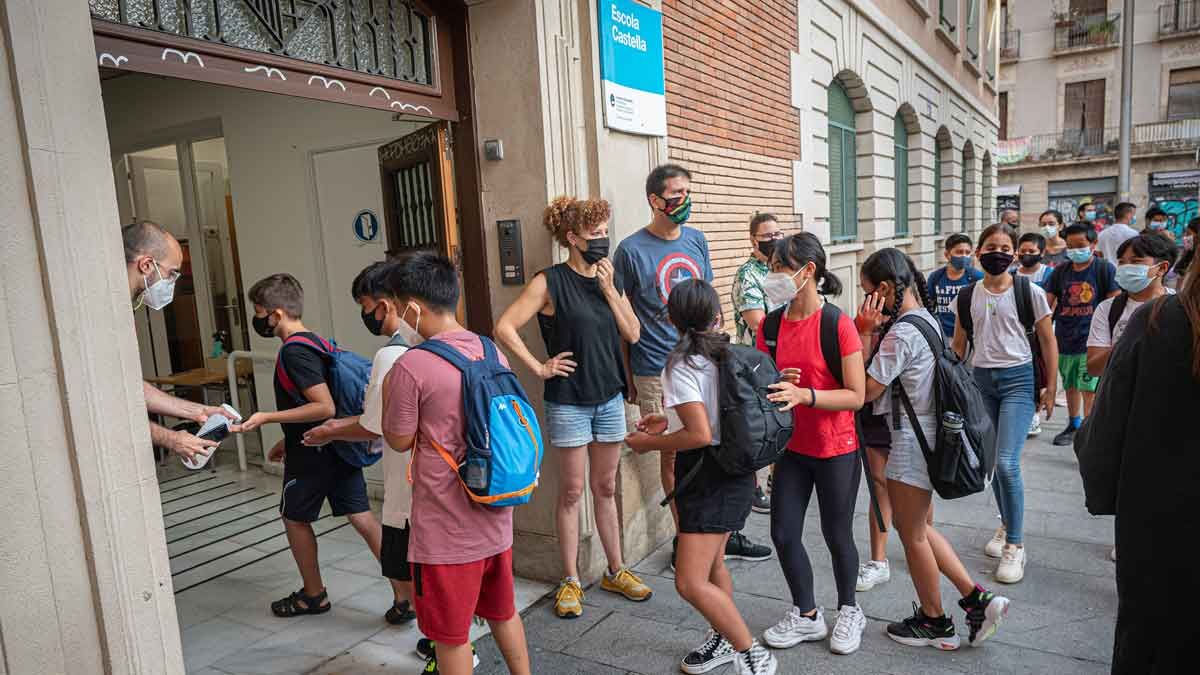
[139,261,176,311]
[396,302,424,346]
[1041,225,1059,239]
[762,268,809,308]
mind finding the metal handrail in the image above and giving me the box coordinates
[1160,1,1200,36]
[1000,30,1020,61]
[1053,12,1121,52]
[226,350,277,471]
[996,118,1200,166]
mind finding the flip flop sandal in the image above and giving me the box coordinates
[271,588,331,617]
[385,600,416,625]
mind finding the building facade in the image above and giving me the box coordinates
[0,1,995,672]
[998,0,1200,235]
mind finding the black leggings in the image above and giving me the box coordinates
[769,451,861,612]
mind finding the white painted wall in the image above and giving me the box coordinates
[102,74,423,457]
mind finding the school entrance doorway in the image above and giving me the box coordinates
[89,2,545,671]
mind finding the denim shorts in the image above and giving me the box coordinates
[544,393,628,448]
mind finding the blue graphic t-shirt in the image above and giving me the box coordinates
[613,226,713,376]
[1046,257,1116,355]
[927,266,984,337]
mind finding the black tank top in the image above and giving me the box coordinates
[537,264,628,405]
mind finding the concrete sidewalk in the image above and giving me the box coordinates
[474,416,1116,674]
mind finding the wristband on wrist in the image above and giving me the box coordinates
[807,387,817,408]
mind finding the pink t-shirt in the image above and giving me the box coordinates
[382,330,513,565]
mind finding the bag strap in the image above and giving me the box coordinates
[762,306,785,361]
[896,384,936,463]
[1049,263,1068,320]
[1108,292,1129,338]
[411,338,472,372]
[956,282,977,345]
[819,302,843,386]
[896,313,946,354]
[386,332,409,348]
[659,454,706,507]
[275,334,331,402]
[1012,273,1036,335]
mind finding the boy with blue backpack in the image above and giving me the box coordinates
[236,273,389,619]
[382,253,534,675]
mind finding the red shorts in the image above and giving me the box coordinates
[410,548,516,645]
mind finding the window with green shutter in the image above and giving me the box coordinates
[828,80,857,242]
[894,114,909,237]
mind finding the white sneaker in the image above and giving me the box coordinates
[856,560,890,591]
[1055,389,1067,407]
[1027,412,1042,437]
[733,641,777,675]
[984,527,1006,559]
[1110,547,1117,562]
[763,606,828,648]
[995,544,1026,584]
[830,604,866,655]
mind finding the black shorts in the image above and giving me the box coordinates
[858,410,892,451]
[673,447,754,534]
[381,523,412,582]
[280,449,369,522]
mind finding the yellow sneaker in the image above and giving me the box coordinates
[554,578,584,619]
[600,567,653,602]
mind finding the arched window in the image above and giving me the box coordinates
[828,80,858,241]
[894,113,909,237]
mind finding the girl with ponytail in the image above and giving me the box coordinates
[755,233,869,656]
[857,248,1011,651]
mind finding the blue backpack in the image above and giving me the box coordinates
[276,333,381,467]
[411,336,543,507]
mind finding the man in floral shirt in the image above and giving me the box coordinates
[732,213,784,345]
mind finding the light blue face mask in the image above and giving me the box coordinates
[1066,247,1093,264]
[1131,216,1137,226]
[1115,264,1158,294]
[1149,219,1167,231]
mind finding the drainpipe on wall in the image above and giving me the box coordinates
[1117,0,1135,200]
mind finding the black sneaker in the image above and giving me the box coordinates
[680,630,736,674]
[958,588,1010,646]
[752,485,771,514]
[385,599,416,625]
[887,603,960,650]
[671,535,678,572]
[415,638,435,661]
[418,642,480,672]
[1052,427,1076,446]
[725,531,772,562]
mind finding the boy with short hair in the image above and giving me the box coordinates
[1015,232,1055,289]
[926,233,985,338]
[1045,224,1119,447]
[382,252,530,675]
[236,273,393,619]
[301,260,416,625]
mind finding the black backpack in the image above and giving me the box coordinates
[957,273,1046,402]
[660,343,793,506]
[894,314,998,500]
[1108,292,1129,339]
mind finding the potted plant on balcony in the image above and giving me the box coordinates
[1088,17,1118,45]
[1052,1,1075,28]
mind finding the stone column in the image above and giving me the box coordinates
[911,130,939,270]
[859,108,897,250]
[0,0,184,673]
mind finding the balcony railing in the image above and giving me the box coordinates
[996,118,1200,167]
[1053,12,1122,53]
[1000,30,1021,61]
[1160,1,1200,37]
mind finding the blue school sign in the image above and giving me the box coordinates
[353,209,380,243]
[598,0,666,137]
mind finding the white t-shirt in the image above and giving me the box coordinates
[953,281,1052,368]
[1087,290,1175,348]
[360,335,412,528]
[868,309,939,422]
[662,354,720,446]
[1097,222,1139,263]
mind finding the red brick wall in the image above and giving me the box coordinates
[662,0,800,321]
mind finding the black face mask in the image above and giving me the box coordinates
[579,236,610,265]
[361,305,385,336]
[252,314,275,338]
[1019,253,1042,269]
[757,239,776,259]
[979,251,1015,276]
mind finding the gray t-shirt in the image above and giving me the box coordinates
[868,308,940,445]
[613,226,713,376]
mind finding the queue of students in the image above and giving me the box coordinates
[232,166,1200,674]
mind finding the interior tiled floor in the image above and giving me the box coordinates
[159,461,551,674]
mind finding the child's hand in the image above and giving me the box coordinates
[625,431,658,453]
[779,368,803,386]
[266,439,286,463]
[232,412,270,433]
[855,292,887,334]
[767,381,812,412]
[635,413,668,435]
[302,420,336,447]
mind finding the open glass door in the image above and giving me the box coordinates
[378,122,464,319]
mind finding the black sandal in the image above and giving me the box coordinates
[385,599,416,625]
[270,588,331,617]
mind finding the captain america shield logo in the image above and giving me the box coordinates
[655,253,704,304]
